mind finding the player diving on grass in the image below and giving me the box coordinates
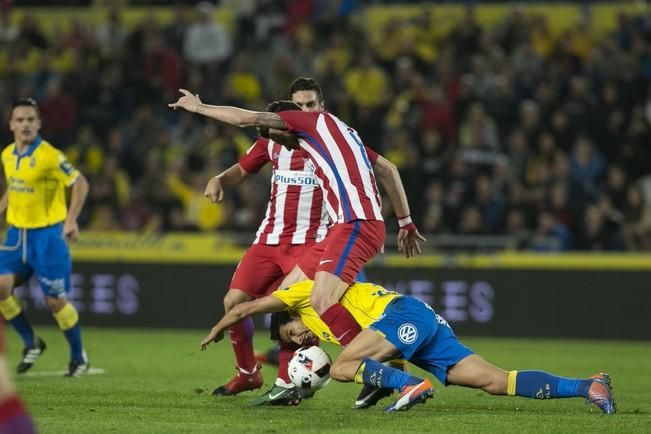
[170,85,425,406]
[199,280,616,414]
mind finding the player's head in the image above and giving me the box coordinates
[262,100,301,150]
[270,311,316,346]
[289,77,324,113]
[9,98,41,146]
[266,100,301,114]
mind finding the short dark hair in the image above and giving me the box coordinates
[269,311,295,341]
[12,98,40,117]
[289,77,323,102]
[260,100,300,138]
[266,100,301,113]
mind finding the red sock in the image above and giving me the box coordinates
[0,395,35,434]
[320,303,361,346]
[228,316,257,373]
[277,341,299,383]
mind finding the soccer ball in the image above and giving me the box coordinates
[288,346,332,390]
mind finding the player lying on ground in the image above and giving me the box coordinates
[200,280,616,414]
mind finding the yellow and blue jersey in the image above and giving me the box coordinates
[272,280,401,345]
[2,136,79,228]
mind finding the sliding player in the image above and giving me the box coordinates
[200,280,616,414]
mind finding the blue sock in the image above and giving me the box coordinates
[514,370,592,399]
[9,313,35,348]
[63,323,84,362]
[359,358,421,391]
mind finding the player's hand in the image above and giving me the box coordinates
[204,176,224,203]
[63,220,80,243]
[200,326,225,351]
[168,89,202,113]
[397,228,426,258]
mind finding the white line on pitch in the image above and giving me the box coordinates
[20,368,106,377]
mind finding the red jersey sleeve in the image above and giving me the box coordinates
[239,138,270,174]
[364,145,380,165]
[277,110,318,134]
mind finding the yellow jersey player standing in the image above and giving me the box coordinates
[0,98,90,377]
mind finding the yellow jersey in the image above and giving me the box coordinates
[2,137,79,228]
[272,280,401,345]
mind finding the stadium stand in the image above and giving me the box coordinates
[0,1,649,251]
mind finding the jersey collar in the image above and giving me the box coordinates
[13,135,42,158]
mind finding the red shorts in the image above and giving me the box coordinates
[230,243,314,298]
[298,220,385,284]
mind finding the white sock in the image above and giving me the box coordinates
[275,377,294,388]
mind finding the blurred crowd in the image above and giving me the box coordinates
[1,1,651,251]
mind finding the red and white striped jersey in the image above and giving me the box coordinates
[278,111,384,224]
[239,138,329,245]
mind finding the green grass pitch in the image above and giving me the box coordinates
[7,327,651,433]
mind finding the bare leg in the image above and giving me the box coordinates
[223,289,257,373]
[0,275,16,301]
[330,329,400,382]
[276,265,309,291]
[309,271,349,314]
[446,354,509,395]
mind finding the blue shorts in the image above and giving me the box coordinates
[0,223,71,297]
[370,296,474,385]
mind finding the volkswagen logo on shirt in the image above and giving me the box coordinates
[397,323,418,344]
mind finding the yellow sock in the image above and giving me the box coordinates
[507,370,518,396]
[53,303,79,331]
[354,361,367,384]
[0,296,22,321]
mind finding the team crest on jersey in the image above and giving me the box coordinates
[397,323,418,344]
[30,157,36,167]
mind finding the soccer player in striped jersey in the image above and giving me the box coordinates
[201,80,421,404]
[200,280,616,415]
[169,91,425,357]
[0,98,90,377]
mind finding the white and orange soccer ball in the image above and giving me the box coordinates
[288,346,332,390]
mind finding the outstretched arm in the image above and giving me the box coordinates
[169,89,287,130]
[372,156,426,257]
[200,295,287,350]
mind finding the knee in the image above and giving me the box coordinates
[46,296,66,312]
[223,291,245,313]
[0,277,14,298]
[223,297,235,313]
